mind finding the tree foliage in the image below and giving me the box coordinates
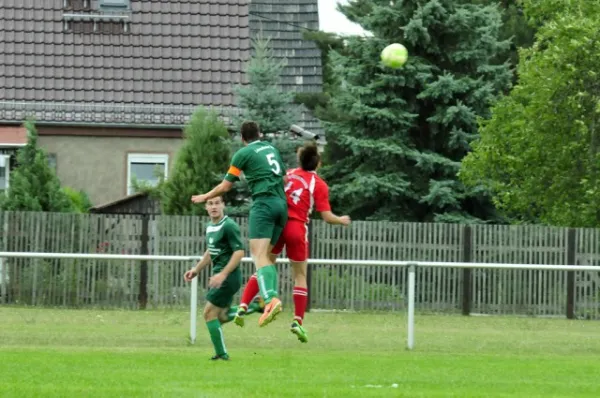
[234,36,298,136]
[62,186,93,213]
[321,0,513,222]
[159,107,231,216]
[295,30,347,118]
[231,34,301,212]
[0,121,73,212]
[470,0,537,69]
[460,1,600,227]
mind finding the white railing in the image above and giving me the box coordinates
[1,251,600,350]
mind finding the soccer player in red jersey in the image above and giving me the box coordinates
[234,142,351,342]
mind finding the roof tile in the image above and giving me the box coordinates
[1,0,322,133]
[0,0,251,123]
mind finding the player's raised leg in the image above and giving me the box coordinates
[284,220,309,342]
[233,273,260,326]
[249,197,287,327]
[231,290,264,327]
[253,238,283,326]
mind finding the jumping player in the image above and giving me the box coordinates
[234,142,351,343]
[183,196,263,360]
[192,121,287,328]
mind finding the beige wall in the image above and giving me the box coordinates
[38,136,184,206]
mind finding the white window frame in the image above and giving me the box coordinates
[127,153,169,195]
[0,155,10,193]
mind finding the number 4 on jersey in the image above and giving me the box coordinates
[285,181,303,204]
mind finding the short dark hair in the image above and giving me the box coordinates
[240,121,260,142]
[299,142,320,171]
[206,195,224,204]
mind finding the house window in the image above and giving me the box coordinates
[127,154,168,195]
[47,153,57,171]
[99,0,131,11]
[0,155,10,192]
[64,0,91,11]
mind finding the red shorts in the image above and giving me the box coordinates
[271,219,308,262]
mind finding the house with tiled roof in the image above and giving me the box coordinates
[0,0,323,205]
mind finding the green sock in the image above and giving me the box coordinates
[247,301,263,314]
[225,303,262,322]
[225,307,238,323]
[206,319,227,357]
[256,265,278,303]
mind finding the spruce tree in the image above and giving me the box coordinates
[322,0,512,222]
[234,36,297,137]
[471,0,537,71]
[233,35,299,169]
[0,121,73,212]
[160,107,231,216]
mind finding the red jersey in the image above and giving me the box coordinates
[284,168,331,223]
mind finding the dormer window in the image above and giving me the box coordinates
[99,0,131,11]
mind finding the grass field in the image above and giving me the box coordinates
[1,307,600,397]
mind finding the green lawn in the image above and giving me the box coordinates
[1,307,599,397]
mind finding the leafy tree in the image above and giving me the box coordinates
[159,107,231,216]
[62,186,93,213]
[0,121,73,212]
[321,0,513,222]
[460,1,600,227]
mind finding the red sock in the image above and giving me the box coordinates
[240,274,259,310]
[293,286,308,325]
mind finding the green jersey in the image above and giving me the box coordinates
[206,216,244,274]
[224,140,286,200]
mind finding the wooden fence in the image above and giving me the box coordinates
[0,211,599,319]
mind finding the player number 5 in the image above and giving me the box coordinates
[266,153,281,175]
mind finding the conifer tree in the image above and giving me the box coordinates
[160,107,231,215]
[234,36,299,168]
[0,121,73,212]
[322,0,512,222]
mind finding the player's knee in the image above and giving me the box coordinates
[217,312,228,323]
[250,238,272,267]
[203,304,219,321]
[292,262,308,287]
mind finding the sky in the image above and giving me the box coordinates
[318,0,368,36]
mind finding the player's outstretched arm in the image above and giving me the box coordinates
[208,250,244,288]
[184,249,211,281]
[191,180,233,204]
[192,153,245,204]
[320,211,351,226]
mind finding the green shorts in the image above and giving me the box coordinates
[205,271,242,309]
[248,195,288,244]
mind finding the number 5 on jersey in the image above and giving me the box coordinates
[266,153,281,175]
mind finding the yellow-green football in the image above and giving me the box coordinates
[381,43,408,68]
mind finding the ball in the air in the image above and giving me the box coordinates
[381,43,408,68]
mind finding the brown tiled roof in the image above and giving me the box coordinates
[0,0,250,126]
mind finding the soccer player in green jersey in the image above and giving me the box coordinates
[184,195,263,361]
[192,121,288,328]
